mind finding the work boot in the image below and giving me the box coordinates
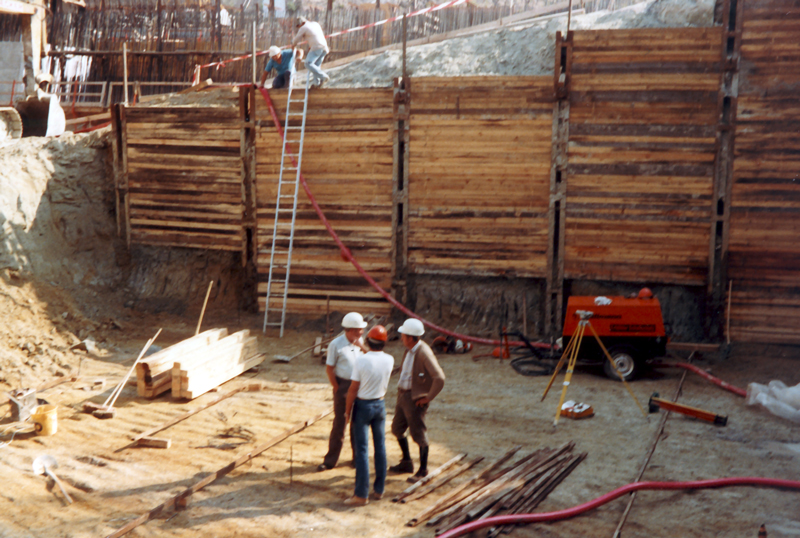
[390,437,414,473]
[389,459,414,474]
[407,446,429,482]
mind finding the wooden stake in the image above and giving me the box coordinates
[136,437,171,449]
[196,281,214,336]
[105,407,332,538]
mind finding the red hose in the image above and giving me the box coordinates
[654,362,747,398]
[437,476,800,538]
[257,86,551,349]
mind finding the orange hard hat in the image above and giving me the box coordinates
[366,325,388,342]
[638,287,654,299]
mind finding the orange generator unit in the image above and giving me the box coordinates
[562,288,667,381]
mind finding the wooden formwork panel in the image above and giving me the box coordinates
[254,88,394,315]
[729,0,800,344]
[565,27,722,285]
[407,77,553,277]
[125,106,245,252]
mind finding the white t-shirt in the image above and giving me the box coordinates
[351,350,394,400]
[292,21,329,53]
[326,334,363,380]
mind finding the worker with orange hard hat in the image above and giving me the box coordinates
[343,325,394,506]
[318,312,369,472]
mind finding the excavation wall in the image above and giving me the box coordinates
[113,7,799,343]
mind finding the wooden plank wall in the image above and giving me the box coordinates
[407,77,554,277]
[253,88,395,315]
[124,102,245,252]
[728,0,800,343]
[565,28,723,285]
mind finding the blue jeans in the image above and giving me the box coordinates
[305,48,328,84]
[352,398,387,499]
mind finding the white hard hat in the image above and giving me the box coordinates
[398,318,425,337]
[268,46,281,57]
[342,312,367,329]
[35,72,54,84]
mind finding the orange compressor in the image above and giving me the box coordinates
[561,288,668,381]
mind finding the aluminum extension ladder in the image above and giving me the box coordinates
[262,70,312,337]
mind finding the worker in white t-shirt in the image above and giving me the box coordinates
[292,16,331,87]
[318,312,368,471]
[343,325,394,506]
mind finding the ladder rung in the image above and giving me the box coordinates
[285,126,302,130]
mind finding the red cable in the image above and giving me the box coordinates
[437,477,800,538]
[73,121,112,134]
[654,362,747,398]
[257,86,549,349]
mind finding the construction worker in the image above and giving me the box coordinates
[344,325,394,506]
[260,45,298,89]
[389,318,445,482]
[318,312,369,471]
[292,16,330,87]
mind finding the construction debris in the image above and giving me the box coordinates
[406,442,585,534]
[105,407,332,538]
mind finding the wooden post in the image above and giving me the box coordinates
[252,21,257,85]
[707,0,741,340]
[545,30,572,344]
[122,42,129,106]
[215,0,222,51]
[402,13,408,83]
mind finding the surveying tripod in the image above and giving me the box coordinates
[541,310,648,426]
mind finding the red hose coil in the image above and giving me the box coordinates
[437,477,800,538]
[258,86,551,349]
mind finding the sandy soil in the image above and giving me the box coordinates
[1,302,799,538]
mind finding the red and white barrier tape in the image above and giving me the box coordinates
[192,0,467,84]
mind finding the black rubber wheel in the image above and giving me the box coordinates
[603,345,640,382]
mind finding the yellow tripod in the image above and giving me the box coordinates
[542,310,648,426]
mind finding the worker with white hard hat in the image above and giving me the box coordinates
[318,311,369,471]
[292,16,330,87]
[389,318,445,482]
[259,45,301,89]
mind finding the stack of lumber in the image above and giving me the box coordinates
[254,88,394,316]
[407,77,553,278]
[565,28,722,285]
[406,442,585,536]
[727,0,800,344]
[172,330,263,400]
[137,329,229,398]
[123,105,245,253]
[135,328,265,400]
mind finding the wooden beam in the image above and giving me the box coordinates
[105,407,332,538]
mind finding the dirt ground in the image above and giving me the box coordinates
[1,285,799,538]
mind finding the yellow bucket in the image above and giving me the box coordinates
[31,405,57,436]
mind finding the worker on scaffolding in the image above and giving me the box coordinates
[260,46,302,89]
[292,16,331,87]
